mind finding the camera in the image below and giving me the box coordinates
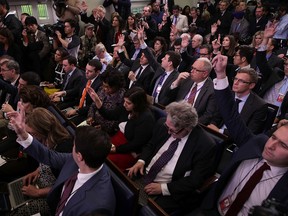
[43,22,65,37]
[249,198,288,216]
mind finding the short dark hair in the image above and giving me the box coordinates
[64,18,77,29]
[124,87,149,118]
[56,47,69,59]
[237,45,254,64]
[0,27,14,45]
[88,59,102,72]
[74,126,111,168]
[0,0,9,10]
[63,55,77,66]
[20,71,41,86]
[100,67,125,90]
[237,68,258,83]
[200,44,212,54]
[166,51,181,69]
[174,38,182,46]
[172,5,180,11]
[5,60,20,74]
[25,16,38,26]
[154,36,167,53]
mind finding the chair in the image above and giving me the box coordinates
[262,103,279,134]
[106,159,139,216]
[150,104,167,121]
[139,198,169,216]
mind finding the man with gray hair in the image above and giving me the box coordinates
[168,58,216,125]
[128,100,216,214]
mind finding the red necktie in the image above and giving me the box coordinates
[225,162,270,216]
[55,173,78,216]
[187,84,197,104]
[78,80,92,109]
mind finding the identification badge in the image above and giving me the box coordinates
[277,93,285,102]
[156,85,162,94]
[219,196,231,212]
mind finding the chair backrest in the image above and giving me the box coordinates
[150,104,167,121]
[106,159,139,216]
[139,198,169,216]
[262,103,279,133]
[47,104,76,136]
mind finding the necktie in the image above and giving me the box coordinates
[225,162,270,216]
[78,80,92,109]
[55,173,78,216]
[174,16,178,25]
[235,98,242,113]
[63,73,71,90]
[135,66,143,80]
[187,84,197,104]
[152,73,167,98]
[144,138,181,185]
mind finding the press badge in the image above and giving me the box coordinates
[277,93,285,103]
[156,85,162,94]
[219,196,231,212]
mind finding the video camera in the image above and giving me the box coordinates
[43,22,65,38]
[249,198,288,216]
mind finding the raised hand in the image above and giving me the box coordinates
[137,25,145,43]
[116,34,125,48]
[181,35,190,49]
[211,23,218,35]
[212,54,228,79]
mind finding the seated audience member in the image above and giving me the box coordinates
[78,23,97,69]
[7,107,73,216]
[198,53,288,216]
[65,59,102,125]
[0,86,51,180]
[7,112,116,216]
[252,37,284,71]
[116,34,154,93]
[128,101,216,214]
[50,55,84,110]
[0,27,23,67]
[250,30,264,50]
[108,46,130,75]
[53,19,80,59]
[88,86,155,170]
[41,47,69,94]
[256,26,288,107]
[84,68,125,134]
[93,42,112,74]
[249,6,268,36]
[22,16,51,77]
[169,57,216,125]
[153,36,167,63]
[208,68,268,135]
[141,5,158,46]
[138,27,180,106]
[212,0,233,36]
[273,4,288,48]
[170,5,189,34]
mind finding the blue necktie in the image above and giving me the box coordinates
[152,73,167,98]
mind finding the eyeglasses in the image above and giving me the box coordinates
[232,77,252,84]
[199,53,209,56]
[191,66,206,73]
[164,122,184,135]
[1,68,10,72]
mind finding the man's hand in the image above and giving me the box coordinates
[211,23,218,35]
[181,35,190,49]
[127,161,145,178]
[207,124,220,132]
[128,71,136,82]
[116,34,125,48]
[212,54,228,79]
[212,34,221,52]
[55,30,62,39]
[137,26,145,43]
[172,72,190,87]
[263,22,277,39]
[1,103,14,113]
[144,183,162,195]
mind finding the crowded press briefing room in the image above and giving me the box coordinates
[0,0,288,215]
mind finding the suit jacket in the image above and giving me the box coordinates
[118,51,154,93]
[0,77,19,109]
[213,10,233,36]
[255,50,285,97]
[251,53,284,71]
[229,18,250,41]
[169,78,216,125]
[141,46,179,106]
[249,16,268,36]
[77,76,102,116]
[212,91,268,134]
[202,86,288,213]
[140,119,216,211]
[62,68,84,103]
[24,138,116,216]
[170,14,189,33]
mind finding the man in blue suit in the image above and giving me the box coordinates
[199,53,288,215]
[8,107,116,216]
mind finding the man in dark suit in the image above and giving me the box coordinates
[50,55,84,110]
[168,58,216,125]
[249,6,268,36]
[65,59,102,125]
[138,27,180,106]
[198,53,288,216]
[128,101,216,214]
[208,68,268,135]
[213,0,233,37]
[8,110,116,216]
[22,16,51,77]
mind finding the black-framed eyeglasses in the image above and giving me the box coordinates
[191,66,206,73]
[232,77,252,85]
[164,122,184,135]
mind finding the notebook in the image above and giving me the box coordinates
[0,177,33,212]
